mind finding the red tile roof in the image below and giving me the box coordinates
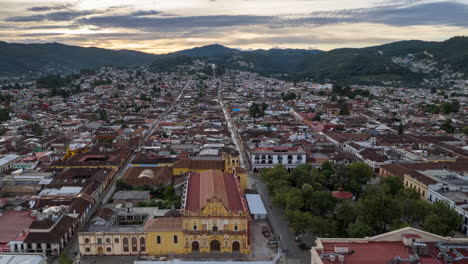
[0,210,35,244]
[320,241,468,264]
[185,170,245,212]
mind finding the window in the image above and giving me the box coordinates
[234,225,238,231]
[84,238,90,243]
[123,238,129,252]
[132,237,138,252]
[85,247,90,252]
[106,247,111,252]
[174,235,178,244]
[193,225,198,231]
[97,238,102,244]
[114,238,119,243]
[140,237,146,251]
[106,238,111,243]
[212,226,218,232]
[157,236,161,244]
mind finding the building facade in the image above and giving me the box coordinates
[250,147,306,171]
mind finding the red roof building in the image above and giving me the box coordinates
[184,170,246,212]
[311,227,468,264]
[0,210,35,252]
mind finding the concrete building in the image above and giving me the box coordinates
[250,147,306,171]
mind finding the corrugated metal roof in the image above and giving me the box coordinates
[245,194,267,215]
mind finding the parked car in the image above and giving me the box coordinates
[267,239,278,248]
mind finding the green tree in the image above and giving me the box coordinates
[335,200,357,234]
[31,123,43,136]
[398,123,404,135]
[116,179,132,191]
[462,126,468,135]
[307,191,337,216]
[339,103,350,115]
[0,108,10,122]
[347,220,373,237]
[58,252,72,264]
[423,201,461,236]
[440,119,455,133]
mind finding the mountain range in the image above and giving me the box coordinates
[0,37,467,85]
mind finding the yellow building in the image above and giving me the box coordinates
[403,173,437,200]
[181,170,250,254]
[79,232,147,256]
[145,218,185,255]
[222,150,241,173]
[146,170,250,255]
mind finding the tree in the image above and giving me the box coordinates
[423,201,461,236]
[335,200,357,234]
[336,200,356,224]
[309,215,336,237]
[31,123,43,136]
[382,176,404,196]
[98,109,108,121]
[307,191,337,216]
[0,108,10,122]
[398,123,404,135]
[116,179,132,191]
[58,252,72,264]
[440,119,455,133]
[347,220,373,237]
[339,103,350,115]
[462,126,468,135]
[249,103,266,120]
[347,162,373,195]
[291,164,314,187]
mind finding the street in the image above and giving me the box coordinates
[217,78,310,264]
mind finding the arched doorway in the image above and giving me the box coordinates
[191,241,200,252]
[97,247,104,255]
[232,241,240,252]
[210,240,221,251]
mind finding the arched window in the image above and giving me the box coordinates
[140,237,146,251]
[131,237,138,252]
[123,238,129,252]
[212,226,218,232]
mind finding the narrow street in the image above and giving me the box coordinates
[216,77,310,264]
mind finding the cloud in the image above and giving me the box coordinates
[130,10,162,16]
[292,1,468,27]
[68,1,468,33]
[6,10,97,22]
[76,15,273,32]
[19,32,65,37]
[27,5,68,12]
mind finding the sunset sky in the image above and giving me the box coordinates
[0,0,467,54]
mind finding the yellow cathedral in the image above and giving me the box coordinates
[145,170,251,255]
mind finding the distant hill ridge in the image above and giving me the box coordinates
[0,36,467,83]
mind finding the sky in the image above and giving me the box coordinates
[0,0,467,54]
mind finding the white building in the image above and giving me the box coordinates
[250,147,306,171]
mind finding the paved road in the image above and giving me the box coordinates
[61,78,192,263]
[216,78,310,264]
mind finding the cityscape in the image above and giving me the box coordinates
[0,1,468,264]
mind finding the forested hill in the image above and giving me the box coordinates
[1,36,467,84]
[0,42,158,77]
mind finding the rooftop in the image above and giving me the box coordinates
[0,210,35,244]
[185,170,245,212]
